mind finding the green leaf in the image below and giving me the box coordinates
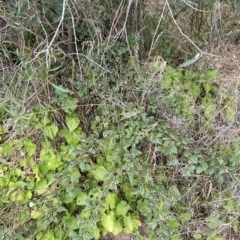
[132,217,141,228]
[193,233,202,239]
[137,200,148,214]
[62,97,78,113]
[63,215,79,230]
[39,147,49,161]
[63,187,80,204]
[32,165,41,182]
[31,211,44,219]
[91,165,110,182]
[50,83,70,93]
[66,115,80,131]
[80,209,91,219]
[44,124,58,139]
[76,191,88,206]
[166,219,180,230]
[196,166,203,174]
[112,221,122,236]
[205,69,218,78]
[116,200,130,216]
[36,179,48,195]
[23,139,36,156]
[105,192,120,209]
[70,167,81,183]
[201,161,208,171]
[59,128,81,145]
[45,154,62,170]
[69,231,82,240]
[224,105,235,121]
[92,227,100,239]
[123,216,134,233]
[101,211,116,233]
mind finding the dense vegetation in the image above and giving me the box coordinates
[0,0,240,239]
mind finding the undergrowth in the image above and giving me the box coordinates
[0,0,240,240]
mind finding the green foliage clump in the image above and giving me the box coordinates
[1,0,240,239]
[161,67,235,123]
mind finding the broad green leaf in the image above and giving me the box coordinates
[201,161,208,171]
[59,128,81,145]
[23,139,36,156]
[92,227,100,239]
[62,97,78,113]
[112,221,122,236]
[14,190,32,204]
[45,154,62,170]
[63,215,79,230]
[32,165,41,182]
[21,190,32,201]
[137,200,148,214]
[42,115,52,127]
[31,210,44,219]
[69,231,82,240]
[9,181,26,188]
[63,188,80,204]
[80,209,91,219]
[116,200,130,216]
[44,230,56,240]
[88,188,102,200]
[8,191,18,202]
[20,210,30,222]
[190,155,198,164]
[196,166,203,174]
[105,192,120,209]
[76,191,88,206]
[66,115,80,131]
[132,217,141,228]
[70,167,81,183]
[91,165,110,182]
[50,83,70,93]
[44,124,58,139]
[166,219,180,230]
[36,179,48,195]
[101,211,115,233]
[39,148,49,161]
[203,82,212,93]
[123,216,134,232]
[170,145,178,154]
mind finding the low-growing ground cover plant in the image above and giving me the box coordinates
[1,0,240,239]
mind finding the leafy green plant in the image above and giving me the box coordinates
[161,67,235,124]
